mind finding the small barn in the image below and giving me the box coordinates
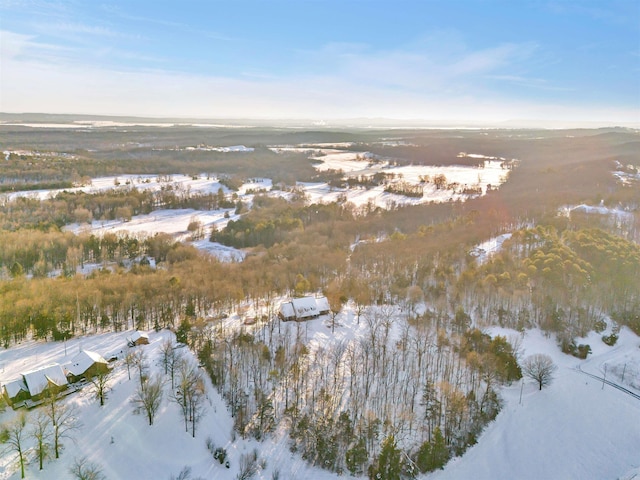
[22,364,68,401]
[279,296,330,321]
[2,378,29,407]
[129,331,150,346]
[65,349,109,383]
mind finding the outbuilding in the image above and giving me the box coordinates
[129,331,150,346]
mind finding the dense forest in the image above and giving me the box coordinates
[0,123,638,476]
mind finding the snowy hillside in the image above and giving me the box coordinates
[429,327,640,480]
[0,329,341,480]
[1,313,638,479]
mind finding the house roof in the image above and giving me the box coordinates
[292,296,320,318]
[279,302,295,318]
[130,331,149,342]
[316,296,330,313]
[2,378,28,399]
[280,296,331,319]
[22,364,68,397]
[65,349,108,376]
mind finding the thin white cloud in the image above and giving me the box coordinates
[300,39,539,94]
[30,20,143,40]
[98,4,240,43]
[485,74,574,91]
[0,29,75,62]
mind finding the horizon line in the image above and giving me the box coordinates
[1,111,638,130]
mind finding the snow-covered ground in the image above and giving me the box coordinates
[65,209,246,263]
[469,233,512,264]
[0,329,342,480]
[429,326,640,480]
[559,203,635,221]
[0,311,640,480]
[3,174,231,203]
[303,148,511,199]
[1,310,638,480]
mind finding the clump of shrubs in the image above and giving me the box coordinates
[206,437,229,468]
[560,339,592,359]
[594,319,607,333]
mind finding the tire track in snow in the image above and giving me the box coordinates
[575,365,640,401]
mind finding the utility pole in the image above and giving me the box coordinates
[602,364,607,390]
[519,379,524,405]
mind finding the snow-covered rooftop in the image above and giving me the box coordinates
[65,349,108,377]
[2,378,28,399]
[130,331,149,342]
[22,363,68,397]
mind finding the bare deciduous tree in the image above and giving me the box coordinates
[1,412,29,479]
[44,392,82,459]
[132,373,164,425]
[30,410,51,470]
[90,368,113,407]
[172,359,206,436]
[69,456,106,480]
[124,349,136,380]
[522,354,557,390]
[159,336,183,389]
[130,349,148,391]
[159,337,174,375]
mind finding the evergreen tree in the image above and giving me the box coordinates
[369,435,402,480]
[431,427,449,470]
[345,437,368,476]
[415,426,448,473]
[176,318,191,345]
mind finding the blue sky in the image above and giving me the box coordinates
[1,0,639,125]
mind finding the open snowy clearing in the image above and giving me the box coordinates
[3,174,233,203]
[469,233,513,264]
[559,203,635,220]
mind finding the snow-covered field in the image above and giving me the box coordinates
[4,174,231,203]
[3,149,514,262]
[1,309,638,480]
[559,203,635,222]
